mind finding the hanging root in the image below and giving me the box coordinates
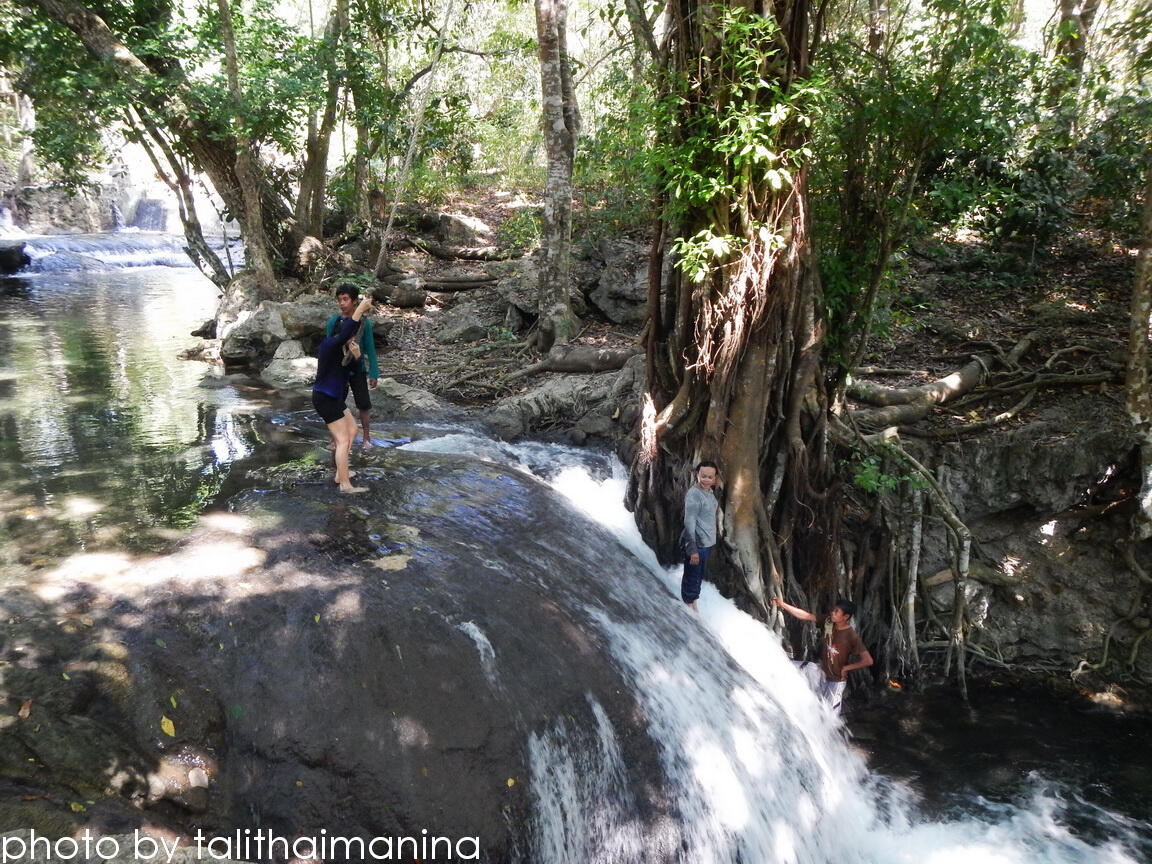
[831,417,975,695]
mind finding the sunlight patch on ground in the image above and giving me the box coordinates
[61,495,103,518]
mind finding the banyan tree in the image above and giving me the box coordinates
[627,0,840,617]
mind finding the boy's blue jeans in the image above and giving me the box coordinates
[681,545,711,604]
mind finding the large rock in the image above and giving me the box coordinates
[372,378,451,417]
[906,404,1150,673]
[219,301,288,368]
[588,239,648,324]
[214,273,263,337]
[259,340,316,389]
[433,300,486,343]
[388,278,428,309]
[489,252,587,320]
[935,418,1134,518]
[273,294,338,340]
[274,294,393,350]
[484,374,616,440]
[0,240,28,274]
[15,184,107,233]
[489,256,539,316]
[0,450,850,859]
[437,212,492,246]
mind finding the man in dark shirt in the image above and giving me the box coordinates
[325,283,380,447]
[312,293,374,493]
[772,597,873,715]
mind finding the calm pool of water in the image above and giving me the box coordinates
[0,266,296,565]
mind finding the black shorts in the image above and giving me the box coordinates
[312,390,348,425]
[348,366,372,412]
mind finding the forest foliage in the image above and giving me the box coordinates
[0,0,1145,256]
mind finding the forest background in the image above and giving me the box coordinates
[1,0,1150,696]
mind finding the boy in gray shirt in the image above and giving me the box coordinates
[681,461,719,610]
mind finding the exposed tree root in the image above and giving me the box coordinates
[902,389,1037,438]
[918,640,1011,669]
[833,418,976,696]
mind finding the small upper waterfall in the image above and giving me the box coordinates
[129,198,170,231]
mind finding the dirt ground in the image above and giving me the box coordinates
[368,213,1138,442]
[851,224,1137,435]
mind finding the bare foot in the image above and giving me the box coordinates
[335,471,358,484]
[338,484,368,494]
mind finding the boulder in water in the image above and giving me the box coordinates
[220,301,289,368]
[259,339,316,389]
[0,240,28,274]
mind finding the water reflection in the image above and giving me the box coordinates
[0,268,268,562]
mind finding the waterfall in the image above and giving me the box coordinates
[401,433,1150,863]
[129,197,170,231]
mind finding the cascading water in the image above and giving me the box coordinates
[129,198,170,231]
[402,434,1151,863]
[18,232,196,270]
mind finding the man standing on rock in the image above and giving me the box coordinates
[772,597,873,716]
[326,283,380,448]
[314,293,374,493]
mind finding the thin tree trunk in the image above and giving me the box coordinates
[215,0,277,295]
[128,107,231,287]
[1129,159,1152,539]
[534,0,581,353]
[294,0,348,240]
[903,485,924,671]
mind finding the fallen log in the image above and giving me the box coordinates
[412,238,521,261]
[499,344,642,384]
[849,332,1036,408]
[378,273,496,290]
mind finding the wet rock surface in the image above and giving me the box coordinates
[0,448,688,857]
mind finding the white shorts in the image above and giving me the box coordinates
[793,660,847,715]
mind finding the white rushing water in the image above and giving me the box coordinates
[402,433,1149,864]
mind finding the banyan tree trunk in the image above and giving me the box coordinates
[627,0,839,615]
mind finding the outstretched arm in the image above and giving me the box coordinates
[771,597,817,622]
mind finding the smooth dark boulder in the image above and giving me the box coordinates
[0,240,30,274]
[0,452,672,855]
